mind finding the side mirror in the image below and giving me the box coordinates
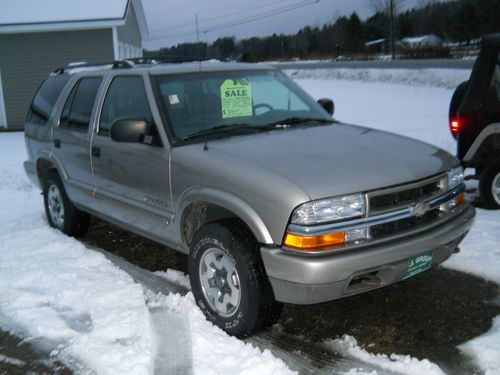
[111,119,151,143]
[317,98,334,116]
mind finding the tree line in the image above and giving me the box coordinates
[146,0,500,62]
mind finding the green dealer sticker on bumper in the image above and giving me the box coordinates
[220,79,252,119]
[403,251,434,280]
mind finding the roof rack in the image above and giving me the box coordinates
[51,60,133,75]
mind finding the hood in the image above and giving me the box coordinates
[204,123,458,200]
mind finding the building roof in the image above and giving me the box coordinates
[365,38,386,47]
[401,34,442,44]
[0,0,148,36]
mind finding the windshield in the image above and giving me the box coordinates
[153,70,332,142]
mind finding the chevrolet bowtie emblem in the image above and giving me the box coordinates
[412,202,430,218]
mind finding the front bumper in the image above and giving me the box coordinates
[261,203,475,305]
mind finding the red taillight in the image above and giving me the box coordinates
[450,118,460,134]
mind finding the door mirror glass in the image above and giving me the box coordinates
[111,119,152,144]
[317,98,334,116]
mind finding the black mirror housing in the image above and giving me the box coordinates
[317,98,334,116]
[111,119,150,143]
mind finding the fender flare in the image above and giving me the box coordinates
[176,187,274,245]
[463,122,500,162]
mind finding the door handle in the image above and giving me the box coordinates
[53,139,61,148]
[92,146,100,158]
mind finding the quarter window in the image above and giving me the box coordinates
[99,76,154,136]
[60,77,102,131]
[28,75,70,126]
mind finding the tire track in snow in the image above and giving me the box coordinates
[89,246,397,374]
[88,246,193,375]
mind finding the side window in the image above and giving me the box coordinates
[485,52,500,106]
[60,77,102,131]
[99,76,154,137]
[28,75,70,126]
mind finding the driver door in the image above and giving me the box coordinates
[90,74,175,245]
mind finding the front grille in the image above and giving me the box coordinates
[370,208,441,238]
[369,178,441,215]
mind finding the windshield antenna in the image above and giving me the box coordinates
[203,134,209,151]
[195,14,201,71]
[196,13,209,151]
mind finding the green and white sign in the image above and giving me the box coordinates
[403,251,434,280]
[220,79,252,119]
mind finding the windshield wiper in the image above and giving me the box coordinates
[263,117,334,128]
[180,123,259,142]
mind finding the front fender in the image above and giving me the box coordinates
[176,187,274,245]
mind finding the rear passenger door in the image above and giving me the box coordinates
[52,76,102,205]
[90,74,174,244]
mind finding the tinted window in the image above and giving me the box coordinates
[60,77,102,131]
[28,75,70,126]
[99,76,153,136]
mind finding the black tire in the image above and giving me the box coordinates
[449,80,468,139]
[43,170,90,237]
[188,220,282,338]
[479,163,500,209]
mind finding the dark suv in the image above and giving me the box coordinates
[449,33,500,208]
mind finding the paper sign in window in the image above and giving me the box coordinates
[220,79,252,119]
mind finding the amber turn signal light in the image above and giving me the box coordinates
[284,231,345,250]
[455,192,465,206]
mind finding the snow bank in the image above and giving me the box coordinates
[0,133,154,373]
[0,132,294,375]
[459,317,500,375]
[325,335,445,375]
[289,68,471,89]
[152,292,294,375]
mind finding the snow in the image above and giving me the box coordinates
[0,131,295,373]
[459,317,500,375]
[326,335,445,375]
[0,67,499,374]
[288,68,471,89]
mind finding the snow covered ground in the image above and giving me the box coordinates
[0,68,499,374]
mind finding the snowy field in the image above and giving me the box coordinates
[0,68,499,374]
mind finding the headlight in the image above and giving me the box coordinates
[291,194,365,225]
[448,166,464,189]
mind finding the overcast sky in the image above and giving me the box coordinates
[142,0,428,50]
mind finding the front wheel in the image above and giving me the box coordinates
[188,220,282,338]
[479,163,500,209]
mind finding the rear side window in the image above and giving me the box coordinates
[99,76,153,136]
[27,75,70,126]
[60,77,102,131]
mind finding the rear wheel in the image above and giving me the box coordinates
[43,170,90,237]
[479,163,500,209]
[188,220,282,338]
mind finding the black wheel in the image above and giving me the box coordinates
[188,220,282,338]
[479,163,500,209]
[43,170,90,237]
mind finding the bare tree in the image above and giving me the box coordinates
[372,0,406,59]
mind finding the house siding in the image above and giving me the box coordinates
[116,3,143,59]
[0,29,114,129]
